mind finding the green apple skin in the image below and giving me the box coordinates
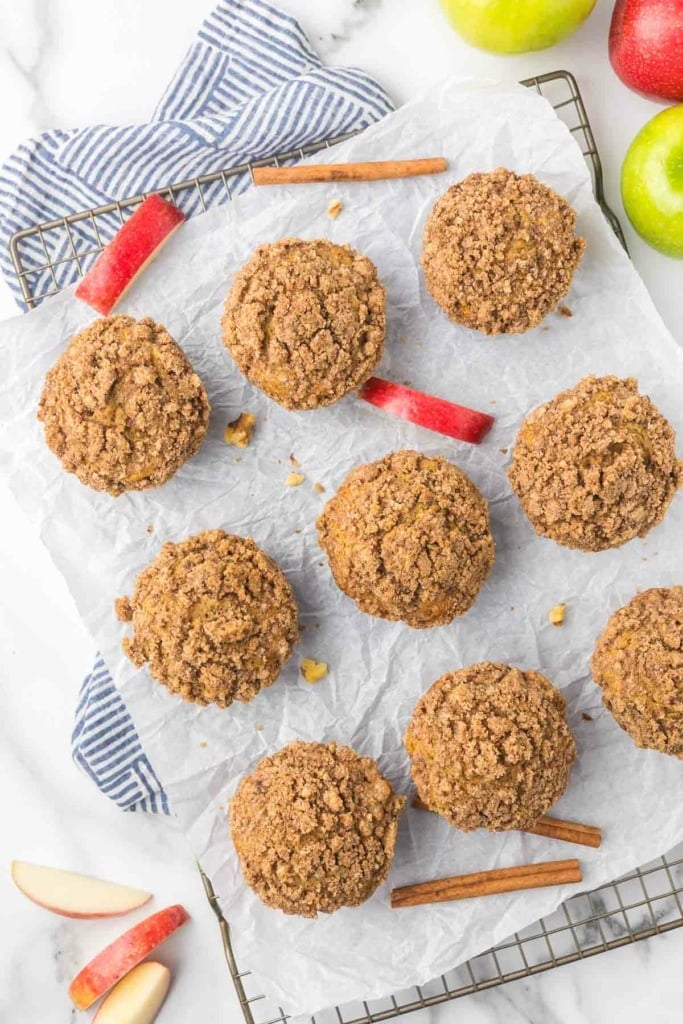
[622,105,683,258]
[439,0,596,54]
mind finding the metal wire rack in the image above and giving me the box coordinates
[8,68,680,1023]
[9,70,626,310]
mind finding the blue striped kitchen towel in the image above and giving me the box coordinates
[0,0,393,813]
[0,0,393,311]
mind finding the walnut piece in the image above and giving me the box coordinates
[224,411,255,448]
[549,603,566,626]
[301,658,328,683]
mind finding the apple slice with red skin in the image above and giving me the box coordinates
[69,904,189,1010]
[75,194,185,316]
[359,377,494,444]
[11,860,151,919]
[93,962,171,1024]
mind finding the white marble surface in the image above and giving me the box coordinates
[0,1,680,1022]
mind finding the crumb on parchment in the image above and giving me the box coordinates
[301,659,328,684]
[224,411,255,448]
[286,472,305,487]
[327,199,343,219]
[549,603,566,626]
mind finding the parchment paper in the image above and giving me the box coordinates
[0,78,682,1019]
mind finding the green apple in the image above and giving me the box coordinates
[440,0,596,54]
[622,105,683,258]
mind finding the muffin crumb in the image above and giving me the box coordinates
[224,411,255,448]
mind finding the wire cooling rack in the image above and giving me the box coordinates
[9,70,626,309]
[8,68,681,1022]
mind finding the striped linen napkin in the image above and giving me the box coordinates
[1,0,393,813]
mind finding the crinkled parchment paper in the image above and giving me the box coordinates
[0,79,682,1019]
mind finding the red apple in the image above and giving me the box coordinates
[93,962,171,1024]
[609,0,683,102]
[69,904,189,1010]
[75,194,185,316]
[11,861,151,918]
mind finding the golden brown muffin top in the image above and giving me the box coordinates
[592,586,683,759]
[221,238,385,410]
[317,450,494,628]
[405,662,576,831]
[230,741,405,917]
[422,167,585,335]
[38,315,209,495]
[508,375,681,552]
[116,529,298,708]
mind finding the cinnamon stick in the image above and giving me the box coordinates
[391,858,582,909]
[253,157,447,186]
[411,795,601,849]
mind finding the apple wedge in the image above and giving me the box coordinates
[11,861,151,919]
[75,193,185,316]
[69,904,189,1010]
[93,962,171,1024]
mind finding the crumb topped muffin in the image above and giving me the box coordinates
[116,529,298,708]
[317,450,494,628]
[230,741,405,917]
[38,315,209,495]
[405,662,576,831]
[592,587,683,759]
[222,238,385,410]
[508,375,681,551]
[422,167,585,335]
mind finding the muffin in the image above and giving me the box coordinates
[509,376,681,552]
[38,315,209,495]
[405,662,576,831]
[591,587,683,759]
[316,450,494,628]
[230,741,405,917]
[422,167,585,335]
[222,238,385,410]
[116,529,298,708]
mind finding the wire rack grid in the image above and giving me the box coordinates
[8,68,681,1024]
[9,70,626,310]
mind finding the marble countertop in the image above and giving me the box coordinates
[0,1,680,1022]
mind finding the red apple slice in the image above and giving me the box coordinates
[75,194,185,316]
[93,962,170,1024]
[11,861,151,919]
[69,904,189,1010]
[359,377,494,444]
